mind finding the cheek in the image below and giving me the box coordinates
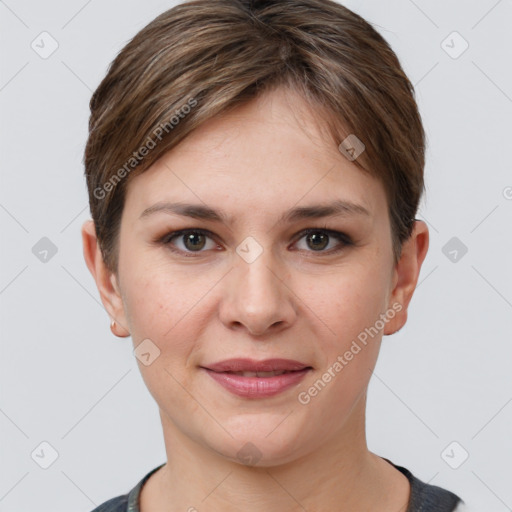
[312,264,391,345]
[122,262,200,338]
[123,270,205,412]
[296,275,386,431]
[303,263,390,410]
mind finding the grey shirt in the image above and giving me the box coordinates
[90,459,463,512]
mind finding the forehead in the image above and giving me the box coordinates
[123,86,387,222]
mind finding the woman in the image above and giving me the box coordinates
[81,0,465,510]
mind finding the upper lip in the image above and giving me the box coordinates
[202,358,312,373]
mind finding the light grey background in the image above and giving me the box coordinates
[1,0,511,510]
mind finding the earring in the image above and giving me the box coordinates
[110,319,130,338]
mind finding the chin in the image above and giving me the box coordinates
[203,416,313,468]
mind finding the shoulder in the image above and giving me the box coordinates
[88,463,166,512]
[89,494,129,512]
[389,460,463,512]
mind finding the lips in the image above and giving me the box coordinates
[202,358,311,373]
[201,358,313,398]
[224,370,292,377]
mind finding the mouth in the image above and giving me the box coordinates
[200,358,313,398]
[220,370,301,377]
[201,357,312,373]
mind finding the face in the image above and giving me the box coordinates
[85,86,423,467]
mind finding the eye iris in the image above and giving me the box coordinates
[184,232,206,251]
[307,231,328,251]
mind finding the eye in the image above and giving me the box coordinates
[161,229,219,255]
[293,228,353,254]
[158,227,353,257]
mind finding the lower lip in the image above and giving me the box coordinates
[203,368,311,398]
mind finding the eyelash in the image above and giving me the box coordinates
[158,227,354,258]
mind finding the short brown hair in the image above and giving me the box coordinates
[84,0,425,273]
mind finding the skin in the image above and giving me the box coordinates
[82,85,429,511]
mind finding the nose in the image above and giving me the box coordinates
[218,249,297,337]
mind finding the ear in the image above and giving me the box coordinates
[81,220,130,337]
[384,220,429,335]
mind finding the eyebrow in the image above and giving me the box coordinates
[139,199,370,224]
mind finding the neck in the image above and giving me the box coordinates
[141,396,410,512]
